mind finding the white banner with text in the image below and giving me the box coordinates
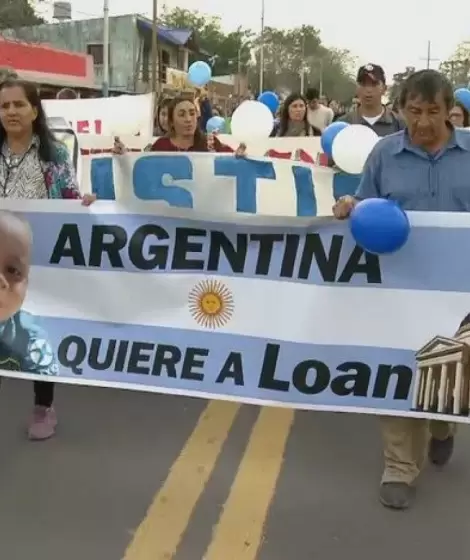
[79,151,360,216]
[0,200,469,423]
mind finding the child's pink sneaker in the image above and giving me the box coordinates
[28,406,57,440]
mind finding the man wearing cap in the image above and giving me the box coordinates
[338,64,403,135]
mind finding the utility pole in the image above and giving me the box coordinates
[151,0,159,112]
[420,40,439,69]
[237,45,242,97]
[258,0,264,93]
[446,59,457,85]
[319,58,324,97]
[102,0,109,96]
[299,32,305,94]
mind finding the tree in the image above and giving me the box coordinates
[389,66,416,101]
[314,47,357,102]
[250,25,321,91]
[440,42,470,88]
[160,6,356,101]
[159,6,253,75]
[0,0,44,29]
[251,26,356,101]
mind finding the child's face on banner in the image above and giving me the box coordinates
[0,216,31,322]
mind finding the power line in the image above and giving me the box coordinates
[37,0,103,19]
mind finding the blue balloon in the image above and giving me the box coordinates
[206,116,225,133]
[350,198,410,254]
[187,61,212,87]
[258,91,279,114]
[454,88,470,112]
[321,121,349,158]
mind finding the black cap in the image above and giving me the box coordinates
[357,63,386,84]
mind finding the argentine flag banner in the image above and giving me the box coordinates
[2,197,470,425]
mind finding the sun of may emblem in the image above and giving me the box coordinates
[188,279,234,329]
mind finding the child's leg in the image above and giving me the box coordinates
[34,380,54,407]
[29,381,57,440]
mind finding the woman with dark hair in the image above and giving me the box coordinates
[270,93,321,138]
[449,101,469,128]
[0,77,95,440]
[265,93,320,163]
[153,96,173,136]
[115,96,245,155]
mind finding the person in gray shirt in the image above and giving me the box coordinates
[339,64,404,136]
[333,69,470,510]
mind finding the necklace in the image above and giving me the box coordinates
[170,138,193,151]
[0,147,33,196]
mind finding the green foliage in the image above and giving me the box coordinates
[389,66,416,101]
[160,7,253,75]
[439,42,470,88]
[160,5,356,101]
[252,25,320,90]
[0,0,44,29]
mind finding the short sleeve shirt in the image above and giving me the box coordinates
[355,128,470,212]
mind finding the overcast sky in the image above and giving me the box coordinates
[39,0,470,81]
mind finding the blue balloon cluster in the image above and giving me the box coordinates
[187,61,212,87]
[455,88,470,112]
[350,199,410,254]
[206,116,225,133]
[321,121,349,158]
[258,91,280,114]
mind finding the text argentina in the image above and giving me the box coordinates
[51,224,382,283]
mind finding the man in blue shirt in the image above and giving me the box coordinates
[0,211,58,386]
[333,69,470,509]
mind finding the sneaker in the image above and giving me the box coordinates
[379,482,415,510]
[28,406,57,441]
[428,436,454,466]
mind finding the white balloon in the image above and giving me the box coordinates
[332,124,380,174]
[230,100,274,139]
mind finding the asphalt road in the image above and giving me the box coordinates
[0,378,468,560]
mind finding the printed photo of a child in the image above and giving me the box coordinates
[0,210,58,383]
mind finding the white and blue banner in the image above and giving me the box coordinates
[2,199,470,423]
[81,152,361,216]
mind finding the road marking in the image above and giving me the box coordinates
[123,400,240,560]
[203,407,295,560]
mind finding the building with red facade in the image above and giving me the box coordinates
[0,36,96,96]
[0,15,247,102]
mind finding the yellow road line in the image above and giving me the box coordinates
[123,400,240,560]
[204,407,295,560]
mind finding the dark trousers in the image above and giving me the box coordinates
[34,381,54,408]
